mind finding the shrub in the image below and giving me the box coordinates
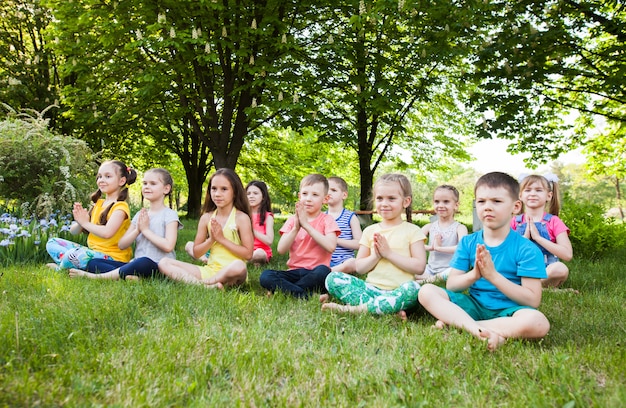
[560,195,626,260]
[0,105,96,217]
[0,208,87,266]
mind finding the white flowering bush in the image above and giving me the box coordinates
[0,209,86,266]
[0,105,97,217]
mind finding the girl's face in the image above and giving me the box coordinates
[520,181,551,210]
[210,175,234,209]
[247,185,263,209]
[433,188,458,219]
[96,162,126,196]
[142,171,170,203]
[374,182,411,222]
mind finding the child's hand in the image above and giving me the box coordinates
[433,234,443,251]
[209,217,225,243]
[526,217,540,240]
[72,202,90,226]
[295,201,307,229]
[137,208,150,232]
[475,244,497,280]
[373,233,390,259]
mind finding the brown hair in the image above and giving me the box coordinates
[90,160,137,225]
[300,174,329,195]
[434,184,460,202]
[519,174,561,216]
[328,176,349,193]
[246,180,272,226]
[474,172,519,202]
[202,168,250,216]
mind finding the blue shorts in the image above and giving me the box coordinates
[445,290,534,321]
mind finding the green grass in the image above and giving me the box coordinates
[0,217,625,407]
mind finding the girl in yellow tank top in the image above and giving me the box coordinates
[158,168,254,288]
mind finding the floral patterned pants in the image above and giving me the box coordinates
[324,271,421,315]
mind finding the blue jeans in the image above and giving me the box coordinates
[87,257,161,280]
[260,265,331,299]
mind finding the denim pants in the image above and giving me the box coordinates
[88,257,161,279]
[260,265,331,299]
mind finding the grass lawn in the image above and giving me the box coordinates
[0,217,624,407]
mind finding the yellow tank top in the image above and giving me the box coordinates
[200,207,243,279]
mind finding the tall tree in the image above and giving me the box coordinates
[469,0,626,164]
[280,1,483,210]
[0,0,62,127]
[46,0,310,216]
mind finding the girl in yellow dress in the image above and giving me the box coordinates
[158,168,254,288]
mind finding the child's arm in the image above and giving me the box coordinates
[277,217,298,255]
[354,243,379,274]
[74,205,128,239]
[191,213,215,258]
[337,215,362,250]
[421,224,433,251]
[527,222,573,261]
[432,223,469,254]
[254,214,275,246]
[475,244,542,308]
[299,219,337,254]
[297,203,336,254]
[375,233,426,276]
[125,209,178,253]
[209,211,253,260]
[446,266,481,291]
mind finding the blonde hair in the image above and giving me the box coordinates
[519,174,561,216]
[373,173,413,222]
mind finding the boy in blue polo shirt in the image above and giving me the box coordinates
[418,172,550,351]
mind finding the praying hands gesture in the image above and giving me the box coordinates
[72,202,90,226]
[475,244,498,281]
[136,208,150,233]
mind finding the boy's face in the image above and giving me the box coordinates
[327,180,347,206]
[298,182,328,215]
[475,185,521,231]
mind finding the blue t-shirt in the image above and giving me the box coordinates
[449,229,547,310]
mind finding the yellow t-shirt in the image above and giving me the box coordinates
[360,221,426,290]
[87,199,132,262]
[200,207,244,280]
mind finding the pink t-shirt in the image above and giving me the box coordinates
[510,213,570,242]
[280,212,340,270]
[252,212,273,259]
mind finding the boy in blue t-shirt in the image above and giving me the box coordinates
[418,172,550,351]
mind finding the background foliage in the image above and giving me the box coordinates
[0,107,95,216]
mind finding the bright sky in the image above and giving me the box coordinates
[467,138,586,177]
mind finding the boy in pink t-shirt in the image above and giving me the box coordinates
[260,174,340,298]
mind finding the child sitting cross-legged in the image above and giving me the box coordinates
[418,172,550,352]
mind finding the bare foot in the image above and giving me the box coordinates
[319,294,330,303]
[397,310,407,322]
[125,275,139,281]
[68,268,88,278]
[46,263,59,270]
[433,320,448,330]
[321,302,367,314]
[204,282,224,290]
[478,328,506,352]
